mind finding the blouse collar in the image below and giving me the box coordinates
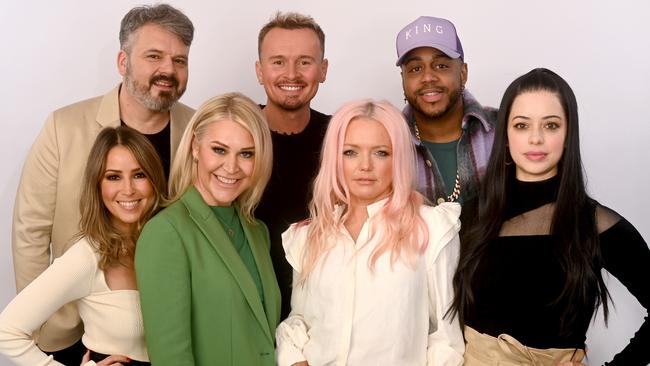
[334,197,390,220]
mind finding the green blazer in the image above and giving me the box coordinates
[135,187,281,366]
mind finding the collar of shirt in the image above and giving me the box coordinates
[403,89,494,147]
[334,197,390,221]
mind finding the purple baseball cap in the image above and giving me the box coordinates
[395,16,464,66]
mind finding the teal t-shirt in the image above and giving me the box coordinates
[210,205,265,307]
[422,139,459,197]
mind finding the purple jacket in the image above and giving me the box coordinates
[403,90,497,204]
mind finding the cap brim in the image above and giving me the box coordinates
[396,41,462,66]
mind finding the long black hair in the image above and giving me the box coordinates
[449,68,609,333]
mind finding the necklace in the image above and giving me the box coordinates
[213,206,238,238]
[413,122,461,204]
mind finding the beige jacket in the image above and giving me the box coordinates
[11,85,194,351]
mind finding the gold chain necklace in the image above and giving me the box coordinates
[413,122,461,204]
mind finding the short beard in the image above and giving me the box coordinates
[275,97,306,111]
[407,84,463,120]
[267,78,312,112]
[124,61,184,112]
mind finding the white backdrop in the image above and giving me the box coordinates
[1,1,648,365]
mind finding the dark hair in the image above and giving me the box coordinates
[257,11,325,59]
[449,68,609,333]
[77,126,167,269]
[119,3,194,53]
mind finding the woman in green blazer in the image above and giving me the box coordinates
[135,92,281,366]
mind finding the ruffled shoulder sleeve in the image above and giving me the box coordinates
[420,202,461,262]
[281,222,311,272]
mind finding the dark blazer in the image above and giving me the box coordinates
[135,187,281,366]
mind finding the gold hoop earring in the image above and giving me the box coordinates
[505,149,513,166]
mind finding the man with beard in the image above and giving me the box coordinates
[11,4,194,364]
[254,12,329,318]
[397,16,496,205]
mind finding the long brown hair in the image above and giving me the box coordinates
[77,126,167,268]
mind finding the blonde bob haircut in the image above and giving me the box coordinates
[168,92,272,223]
[77,126,167,269]
[299,99,428,283]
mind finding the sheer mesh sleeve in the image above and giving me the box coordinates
[598,206,650,366]
[499,203,554,236]
[595,205,622,234]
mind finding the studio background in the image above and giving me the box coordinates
[0,1,648,365]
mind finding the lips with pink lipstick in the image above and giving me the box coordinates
[353,177,376,185]
[117,199,144,211]
[524,151,548,161]
[216,175,239,185]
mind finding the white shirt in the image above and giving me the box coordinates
[0,238,148,365]
[276,200,464,366]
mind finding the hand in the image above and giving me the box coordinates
[81,350,132,365]
[291,362,309,366]
[557,362,586,366]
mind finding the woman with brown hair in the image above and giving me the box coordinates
[0,126,166,365]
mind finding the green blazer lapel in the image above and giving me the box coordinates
[240,218,280,336]
[181,187,273,342]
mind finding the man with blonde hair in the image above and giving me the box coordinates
[11,4,195,364]
[255,11,330,318]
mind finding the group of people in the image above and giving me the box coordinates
[0,3,647,366]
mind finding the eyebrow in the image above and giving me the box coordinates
[267,54,316,61]
[142,48,188,58]
[343,143,392,149]
[212,140,255,151]
[104,168,143,173]
[403,54,451,66]
[511,115,563,120]
[402,55,423,65]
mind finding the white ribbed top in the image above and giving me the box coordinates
[0,237,148,365]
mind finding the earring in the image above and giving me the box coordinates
[505,150,513,166]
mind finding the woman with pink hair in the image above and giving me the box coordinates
[276,99,464,366]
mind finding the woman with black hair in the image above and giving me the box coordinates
[450,68,649,365]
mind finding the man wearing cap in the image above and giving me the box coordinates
[11,4,195,364]
[254,11,329,319]
[396,16,496,205]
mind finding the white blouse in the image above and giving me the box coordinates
[276,200,464,366]
[0,238,148,366]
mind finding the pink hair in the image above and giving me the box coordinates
[299,99,429,283]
